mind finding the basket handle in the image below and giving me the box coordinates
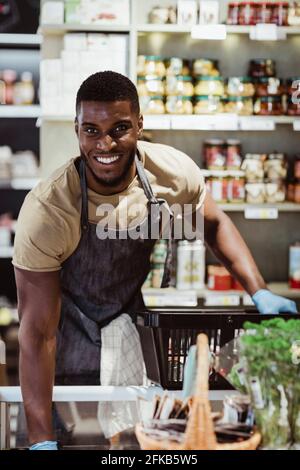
[182,334,217,450]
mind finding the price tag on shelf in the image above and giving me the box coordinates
[293,119,300,131]
[191,24,227,41]
[244,207,278,219]
[143,115,171,130]
[239,117,275,131]
[204,293,240,307]
[171,114,238,130]
[243,294,255,306]
[250,24,286,41]
[142,290,197,307]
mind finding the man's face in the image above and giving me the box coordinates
[76,100,143,191]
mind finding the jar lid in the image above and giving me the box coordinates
[224,96,253,101]
[259,95,281,102]
[268,152,285,160]
[138,75,162,81]
[167,95,193,100]
[195,95,221,101]
[196,75,223,81]
[256,77,282,84]
[227,76,252,83]
[226,139,241,146]
[144,55,164,61]
[150,95,164,99]
[177,75,193,81]
[204,138,225,145]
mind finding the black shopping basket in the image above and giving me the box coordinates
[135,309,296,390]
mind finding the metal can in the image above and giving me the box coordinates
[191,240,206,290]
[176,241,193,290]
[289,243,300,289]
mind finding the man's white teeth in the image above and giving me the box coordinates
[96,155,120,164]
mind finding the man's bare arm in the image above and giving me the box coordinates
[15,268,61,445]
[203,192,266,296]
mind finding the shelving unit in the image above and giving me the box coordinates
[0,106,41,119]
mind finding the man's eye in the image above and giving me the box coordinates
[114,125,128,133]
[84,128,97,134]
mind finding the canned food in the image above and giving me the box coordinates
[241,154,266,182]
[289,243,300,289]
[245,183,265,204]
[176,241,193,290]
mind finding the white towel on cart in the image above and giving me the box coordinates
[97,313,145,439]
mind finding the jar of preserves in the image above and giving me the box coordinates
[255,77,284,97]
[272,2,289,26]
[192,59,219,77]
[137,75,165,96]
[264,153,287,181]
[294,179,300,203]
[140,95,165,114]
[238,2,257,25]
[241,154,266,182]
[256,2,273,24]
[207,172,228,203]
[226,139,243,169]
[227,171,246,203]
[287,96,300,115]
[166,95,193,114]
[194,95,224,114]
[227,2,240,25]
[245,183,265,203]
[286,77,300,95]
[253,95,283,115]
[194,76,224,96]
[265,180,286,203]
[287,180,295,201]
[144,56,166,77]
[203,139,226,169]
[294,155,300,179]
[249,59,276,78]
[288,1,300,25]
[226,77,255,97]
[166,75,194,96]
[166,58,190,76]
[223,96,253,115]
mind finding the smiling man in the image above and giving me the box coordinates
[13,71,297,451]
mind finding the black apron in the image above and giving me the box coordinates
[55,154,173,385]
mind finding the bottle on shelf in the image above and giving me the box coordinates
[0,73,5,105]
[2,69,17,105]
[13,71,35,106]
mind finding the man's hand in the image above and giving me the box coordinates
[252,289,298,314]
[29,440,58,450]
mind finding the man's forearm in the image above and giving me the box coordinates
[19,330,56,444]
[205,212,266,296]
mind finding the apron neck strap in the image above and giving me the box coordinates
[135,153,159,205]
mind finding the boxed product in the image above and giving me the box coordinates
[65,0,81,23]
[199,0,219,24]
[41,1,64,24]
[63,33,87,50]
[177,0,198,25]
[80,0,130,25]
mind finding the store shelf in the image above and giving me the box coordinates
[0,178,40,190]
[0,247,13,259]
[137,24,300,36]
[0,33,41,46]
[40,24,131,35]
[218,203,300,212]
[0,105,41,118]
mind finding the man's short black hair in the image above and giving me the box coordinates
[76,71,140,115]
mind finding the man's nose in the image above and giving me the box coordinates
[96,135,116,152]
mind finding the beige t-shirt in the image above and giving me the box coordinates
[13,141,206,272]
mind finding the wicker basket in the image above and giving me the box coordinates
[135,333,261,450]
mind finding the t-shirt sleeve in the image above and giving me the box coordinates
[12,192,68,272]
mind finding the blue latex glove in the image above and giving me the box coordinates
[252,289,298,315]
[29,440,58,450]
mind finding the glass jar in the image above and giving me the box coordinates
[256,2,274,24]
[241,154,266,182]
[194,95,224,114]
[254,77,284,97]
[192,59,219,77]
[137,76,165,96]
[226,77,255,97]
[140,95,165,114]
[295,155,300,179]
[286,77,300,96]
[207,172,228,203]
[288,1,300,25]
[226,139,243,169]
[194,76,224,96]
[253,95,283,115]
[227,2,240,25]
[264,153,287,181]
[144,56,166,77]
[245,183,265,203]
[249,59,276,78]
[287,98,300,115]
[272,2,289,25]
[203,139,226,169]
[227,171,246,203]
[265,180,286,203]
[166,58,190,76]
[287,180,295,201]
[166,75,194,96]
[294,179,300,203]
[165,95,193,114]
[223,96,254,115]
[238,2,257,25]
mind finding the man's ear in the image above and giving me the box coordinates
[75,117,79,136]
